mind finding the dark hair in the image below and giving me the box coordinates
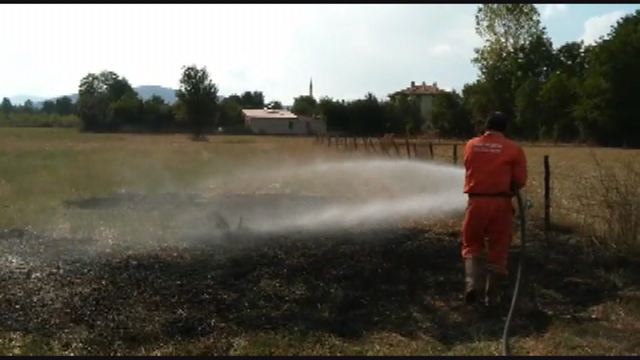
[485,111,508,132]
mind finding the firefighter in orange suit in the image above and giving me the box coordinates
[461,112,528,307]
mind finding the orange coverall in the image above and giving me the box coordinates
[461,132,528,275]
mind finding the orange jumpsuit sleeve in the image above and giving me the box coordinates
[512,146,527,190]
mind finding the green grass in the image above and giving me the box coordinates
[0,128,331,229]
[0,113,80,128]
[0,128,638,356]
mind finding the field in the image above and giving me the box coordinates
[0,128,638,355]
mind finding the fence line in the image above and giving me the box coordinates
[314,133,462,164]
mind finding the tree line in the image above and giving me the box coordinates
[429,5,640,147]
[2,5,639,146]
[315,5,640,146]
[1,66,425,137]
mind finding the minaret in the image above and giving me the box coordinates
[309,77,313,98]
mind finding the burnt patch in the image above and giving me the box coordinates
[0,224,636,355]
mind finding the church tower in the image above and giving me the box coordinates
[309,77,313,98]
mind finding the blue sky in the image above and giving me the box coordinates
[543,4,639,44]
[1,4,639,104]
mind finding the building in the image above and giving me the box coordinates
[242,109,326,135]
[389,81,445,132]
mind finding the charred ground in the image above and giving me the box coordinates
[0,192,638,355]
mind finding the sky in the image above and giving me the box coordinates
[1,4,639,104]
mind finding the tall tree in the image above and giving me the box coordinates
[430,91,473,138]
[54,96,74,116]
[219,97,244,128]
[143,95,174,131]
[1,97,13,115]
[41,100,56,114]
[471,4,547,136]
[22,100,35,114]
[239,91,265,109]
[76,70,135,131]
[474,4,544,67]
[538,72,579,142]
[291,95,317,117]
[575,10,640,147]
[175,65,220,140]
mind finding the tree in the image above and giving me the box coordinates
[461,81,493,133]
[108,91,143,129]
[54,96,74,116]
[41,100,56,114]
[347,93,386,136]
[219,97,244,128]
[143,95,174,131]
[430,91,473,138]
[22,100,35,114]
[554,41,588,79]
[239,91,265,109]
[266,100,283,110]
[469,4,548,139]
[575,10,640,147]
[77,70,135,131]
[388,94,423,135]
[474,4,544,67]
[291,95,317,117]
[513,76,542,140]
[175,65,219,140]
[317,97,349,132]
[538,72,579,142]
[291,96,315,117]
[1,97,13,115]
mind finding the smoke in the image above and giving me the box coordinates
[19,157,467,262]
[224,158,467,233]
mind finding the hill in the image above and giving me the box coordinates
[7,86,181,107]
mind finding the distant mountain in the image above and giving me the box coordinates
[9,85,226,109]
[133,85,178,104]
[6,85,181,108]
[7,95,48,106]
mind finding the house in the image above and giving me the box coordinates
[242,109,327,135]
[389,81,445,132]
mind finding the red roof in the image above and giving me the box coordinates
[391,81,444,96]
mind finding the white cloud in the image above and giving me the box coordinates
[580,10,626,45]
[0,4,482,103]
[428,44,453,56]
[541,4,568,19]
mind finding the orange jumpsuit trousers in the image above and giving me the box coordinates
[461,132,528,275]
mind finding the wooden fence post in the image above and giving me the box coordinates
[327,136,332,147]
[380,138,390,155]
[353,137,357,151]
[392,138,400,155]
[429,142,434,159]
[405,137,411,159]
[369,139,376,153]
[412,137,418,158]
[452,144,458,164]
[544,155,551,239]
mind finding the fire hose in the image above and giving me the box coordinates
[503,190,532,356]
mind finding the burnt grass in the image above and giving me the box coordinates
[0,193,639,355]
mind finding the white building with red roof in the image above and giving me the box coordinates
[242,109,326,135]
[389,81,446,132]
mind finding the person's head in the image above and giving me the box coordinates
[485,111,508,133]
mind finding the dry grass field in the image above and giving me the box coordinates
[0,128,638,356]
